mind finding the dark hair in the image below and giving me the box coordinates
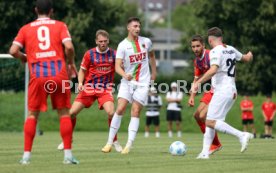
[127,17,141,25]
[191,35,204,44]
[207,27,223,37]
[36,0,53,15]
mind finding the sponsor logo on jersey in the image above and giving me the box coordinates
[129,52,147,63]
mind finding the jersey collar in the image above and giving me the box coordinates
[96,47,109,54]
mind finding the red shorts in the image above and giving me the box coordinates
[75,89,114,110]
[28,77,71,112]
[200,91,214,105]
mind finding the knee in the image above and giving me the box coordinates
[106,110,115,118]
[116,106,126,115]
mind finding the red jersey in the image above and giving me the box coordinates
[262,102,276,119]
[240,100,254,119]
[194,49,210,78]
[13,17,71,80]
[81,47,116,89]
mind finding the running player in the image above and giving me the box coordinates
[9,0,78,164]
[101,17,157,154]
[191,27,254,159]
[188,35,222,154]
[57,29,122,152]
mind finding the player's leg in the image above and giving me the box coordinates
[264,122,269,137]
[102,98,129,153]
[102,100,122,152]
[249,120,257,138]
[194,102,207,133]
[144,117,151,137]
[199,105,222,154]
[154,116,160,138]
[176,111,182,137]
[20,111,40,164]
[167,110,173,137]
[268,122,273,137]
[57,101,85,150]
[121,100,143,154]
[57,108,79,164]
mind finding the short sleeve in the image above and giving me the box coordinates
[60,23,72,44]
[209,48,221,67]
[146,38,153,52]
[80,51,91,70]
[116,43,124,59]
[13,26,25,48]
[233,47,243,61]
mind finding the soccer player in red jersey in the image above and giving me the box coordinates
[9,0,78,164]
[57,30,122,152]
[262,95,276,138]
[188,35,222,154]
[240,95,256,138]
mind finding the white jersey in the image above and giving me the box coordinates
[209,45,242,93]
[166,91,183,111]
[116,36,153,85]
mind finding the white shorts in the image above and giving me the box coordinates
[207,92,236,121]
[117,81,149,106]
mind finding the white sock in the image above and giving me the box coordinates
[202,127,215,155]
[64,149,72,159]
[127,117,140,146]
[23,151,31,159]
[215,120,243,139]
[107,113,122,144]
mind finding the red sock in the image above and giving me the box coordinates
[212,132,221,146]
[108,118,117,142]
[196,119,206,134]
[71,117,77,130]
[60,116,73,149]
[24,118,37,152]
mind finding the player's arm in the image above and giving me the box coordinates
[64,41,77,78]
[149,50,157,81]
[9,44,27,63]
[191,65,218,93]
[188,77,199,106]
[115,58,132,81]
[77,68,86,91]
[241,51,253,62]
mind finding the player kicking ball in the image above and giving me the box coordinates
[188,35,222,155]
[191,27,254,159]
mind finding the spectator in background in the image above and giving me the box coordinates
[240,95,257,138]
[144,87,162,138]
[166,82,183,137]
[261,95,276,139]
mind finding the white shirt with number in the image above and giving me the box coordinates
[116,36,153,85]
[210,45,242,94]
[166,91,183,111]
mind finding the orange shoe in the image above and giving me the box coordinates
[209,144,223,155]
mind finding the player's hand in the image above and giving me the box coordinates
[188,97,194,107]
[77,83,84,92]
[124,73,133,81]
[247,51,253,61]
[68,64,78,79]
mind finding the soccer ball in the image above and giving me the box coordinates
[169,141,187,156]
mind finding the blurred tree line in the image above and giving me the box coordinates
[0,0,140,91]
[172,0,276,95]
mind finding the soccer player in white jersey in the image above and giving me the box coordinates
[191,27,254,159]
[101,17,157,154]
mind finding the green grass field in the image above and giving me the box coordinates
[0,132,275,173]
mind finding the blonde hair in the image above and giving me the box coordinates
[95,29,109,39]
